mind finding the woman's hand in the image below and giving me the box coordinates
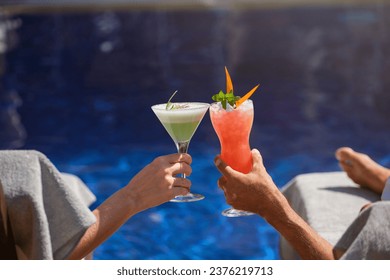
[126,153,192,213]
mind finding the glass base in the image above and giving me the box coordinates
[222,208,254,217]
[170,192,204,202]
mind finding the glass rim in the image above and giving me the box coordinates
[210,99,253,105]
[151,102,210,111]
[210,99,253,111]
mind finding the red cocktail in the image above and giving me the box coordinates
[210,100,254,173]
[210,99,255,217]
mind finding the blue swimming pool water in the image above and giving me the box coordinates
[1,4,390,259]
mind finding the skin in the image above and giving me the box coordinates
[214,147,390,260]
[67,153,192,260]
[335,147,390,195]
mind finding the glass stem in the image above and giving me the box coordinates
[176,141,190,179]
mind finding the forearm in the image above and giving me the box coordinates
[67,186,137,260]
[263,192,335,260]
[66,153,191,260]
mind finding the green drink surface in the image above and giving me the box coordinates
[151,102,210,143]
[161,121,200,142]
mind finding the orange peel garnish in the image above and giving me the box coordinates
[235,84,260,108]
[225,66,233,94]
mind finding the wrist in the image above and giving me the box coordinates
[262,190,292,227]
[121,182,143,217]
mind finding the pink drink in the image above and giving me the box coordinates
[210,100,254,174]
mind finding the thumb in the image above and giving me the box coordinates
[251,149,264,173]
[214,155,238,178]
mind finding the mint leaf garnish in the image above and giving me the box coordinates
[212,90,240,109]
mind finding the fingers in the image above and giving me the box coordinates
[172,177,191,189]
[171,177,191,196]
[171,161,192,176]
[167,153,192,165]
[214,149,265,177]
[165,153,192,176]
[165,154,192,194]
[217,176,237,206]
[155,153,192,176]
[172,187,189,197]
[251,149,263,173]
[217,176,227,190]
[214,155,239,178]
[217,176,232,204]
[218,176,227,186]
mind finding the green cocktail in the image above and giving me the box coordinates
[160,121,201,143]
[151,102,210,202]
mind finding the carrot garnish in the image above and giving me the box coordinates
[235,84,260,108]
[225,66,233,94]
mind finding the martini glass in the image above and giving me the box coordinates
[151,102,210,202]
[210,99,255,217]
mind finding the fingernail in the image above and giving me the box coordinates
[214,158,221,166]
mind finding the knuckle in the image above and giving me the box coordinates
[163,174,173,185]
[152,156,164,166]
[180,153,192,164]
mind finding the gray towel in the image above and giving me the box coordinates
[0,150,96,259]
[279,172,381,259]
[335,201,390,260]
